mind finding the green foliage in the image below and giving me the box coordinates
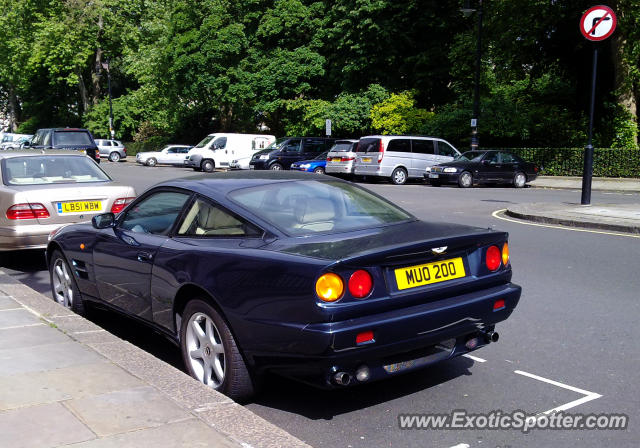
[371,91,432,135]
[125,136,170,156]
[610,105,639,150]
[501,148,640,178]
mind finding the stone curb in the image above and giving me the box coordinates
[505,206,640,235]
[0,273,311,448]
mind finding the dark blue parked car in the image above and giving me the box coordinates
[47,171,521,401]
[290,151,329,174]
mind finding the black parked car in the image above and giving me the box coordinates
[426,150,538,188]
[47,171,521,401]
[249,137,336,170]
[24,128,100,163]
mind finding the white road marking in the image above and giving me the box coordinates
[73,329,106,334]
[0,323,45,330]
[492,209,640,239]
[462,354,487,363]
[449,444,470,448]
[0,308,26,312]
[514,370,602,416]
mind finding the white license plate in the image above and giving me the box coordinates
[429,173,439,179]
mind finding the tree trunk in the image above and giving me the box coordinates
[7,86,20,132]
[91,14,104,104]
[77,68,90,115]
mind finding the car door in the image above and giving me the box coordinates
[92,190,192,319]
[277,138,302,168]
[478,151,502,182]
[497,152,519,183]
[157,148,176,164]
[410,139,436,177]
[302,138,326,162]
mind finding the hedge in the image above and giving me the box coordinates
[123,136,170,156]
[490,148,640,178]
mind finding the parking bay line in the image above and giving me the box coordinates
[514,370,602,415]
[462,353,487,363]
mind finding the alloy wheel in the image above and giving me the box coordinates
[185,312,226,387]
[52,258,73,308]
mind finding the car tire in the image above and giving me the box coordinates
[201,160,215,173]
[269,163,283,171]
[391,167,408,185]
[146,157,157,167]
[313,166,325,174]
[458,171,473,188]
[513,171,527,188]
[109,152,121,162]
[49,250,90,317]
[180,298,255,402]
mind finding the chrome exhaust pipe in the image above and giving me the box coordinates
[333,371,351,386]
[483,330,499,343]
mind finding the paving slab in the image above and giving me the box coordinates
[66,418,239,448]
[66,385,193,437]
[0,341,104,376]
[0,361,144,411]
[0,402,96,448]
[0,308,42,329]
[531,176,640,192]
[0,324,70,350]
[0,296,20,310]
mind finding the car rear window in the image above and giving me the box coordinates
[329,142,356,153]
[2,156,111,185]
[357,138,381,153]
[54,131,93,146]
[229,180,413,237]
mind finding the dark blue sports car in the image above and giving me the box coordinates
[47,171,521,401]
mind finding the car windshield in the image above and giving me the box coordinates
[229,180,414,237]
[314,151,329,160]
[456,151,486,161]
[2,156,111,185]
[194,135,214,148]
[54,131,93,146]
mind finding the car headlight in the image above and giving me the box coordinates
[259,154,270,160]
[443,167,458,173]
[425,166,431,172]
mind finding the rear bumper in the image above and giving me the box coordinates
[244,282,521,386]
[0,223,63,251]
[354,165,392,177]
[326,162,354,174]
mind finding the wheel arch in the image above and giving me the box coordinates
[173,283,226,339]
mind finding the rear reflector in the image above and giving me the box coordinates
[356,330,375,345]
[485,245,501,271]
[6,203,50,220]
[493,299,506,311]
[111,197,135,214]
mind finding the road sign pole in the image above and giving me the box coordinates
[581,46,598,205]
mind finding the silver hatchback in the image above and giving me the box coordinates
[96,139,127,162]
[325,140,358,177]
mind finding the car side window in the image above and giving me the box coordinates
[500,152,517,163]
[437,141,458,157]
[42,132,51,147]
[485,152,500,164]
[103,141,112,147]
[167,148,177,154]
[412,139,435,154]
[212,137,227,149]
[386,139,411,152]
[178,147,189,153]
[282,139,302,153]
[120,191,190,235]
[303,139,325,153]
[177,198,261,237]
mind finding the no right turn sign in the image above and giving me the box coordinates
[580,5,617,41]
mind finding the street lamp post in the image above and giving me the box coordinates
[461,0,483,150]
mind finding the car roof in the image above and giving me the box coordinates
[156,171,345,197]
[0,149,90,159]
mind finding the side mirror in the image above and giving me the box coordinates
[92,213,115,229]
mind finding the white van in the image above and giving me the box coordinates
[353,135,461,185]
[184,133,276,172]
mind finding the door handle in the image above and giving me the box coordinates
[137,251,154,262]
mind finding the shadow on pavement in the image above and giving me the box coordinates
[249,356,474,420]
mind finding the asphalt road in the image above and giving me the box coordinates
[2,161,639,448]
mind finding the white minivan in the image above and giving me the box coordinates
[353,135,461,185]
[184,133,276,172]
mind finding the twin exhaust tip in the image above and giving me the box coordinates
[333,372,351,386]
[332,365,371,386]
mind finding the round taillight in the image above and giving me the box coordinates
[348,270,373,298]
[485,245,502,271]
[316,273,344,302]
[502,242,509,266]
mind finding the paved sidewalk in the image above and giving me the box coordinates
[0,273,310,448]
[530,176,640,192]
[505,203,640,234]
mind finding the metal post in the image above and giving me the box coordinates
[470,0,483,150]
[581,46,598,205]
